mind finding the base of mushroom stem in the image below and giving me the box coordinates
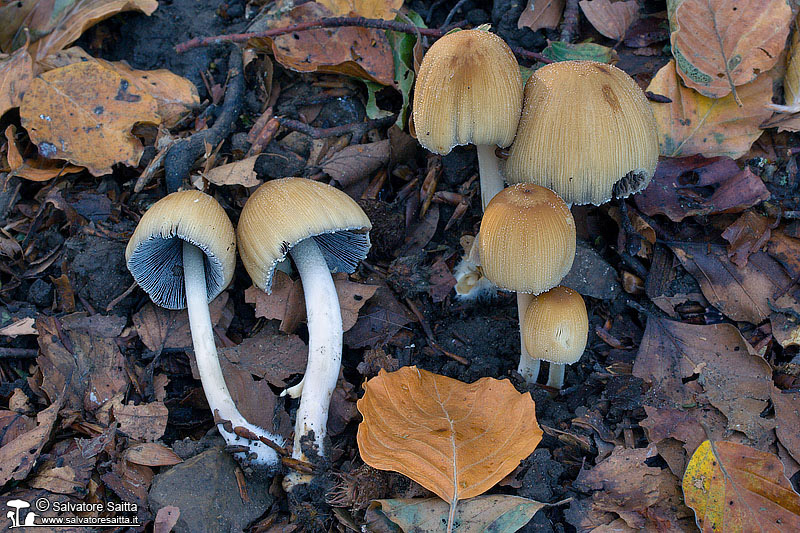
[282,470,316,491]
[217,420,284,468]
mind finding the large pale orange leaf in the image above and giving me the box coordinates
[0,45,33,116]
[579,0,638,41]
[20,61,159,176]
[667,0,791,99]
[646,60,772,158]
[682,440,800,532]
[357,366,542,505]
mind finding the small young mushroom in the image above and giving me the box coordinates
[522,286,588,389]
[126,190,283,467]
[503,60,658,206]
[237,177,371,489]
[414,28,523,211]
[478,184,576,385]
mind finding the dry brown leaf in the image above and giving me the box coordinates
[20,60,159,176]
[646,60,772,158]
[125,443,183,467]
[721,212,772,267]
[154,506,181,533]
[0,45,32,116]
[683,439,800,531]
[668,0,792,99]
[0,0,158,61]
[318,0,403,19]
[29,439,96,495]
[204,155,262,187]
[0,316,36,337]
[133,292,229,352]
[579,0,639,40]
[0,395,63,485]
[5,124,84,181]
[773,389,800,468]
[357,366,542,509]
[518,0,565,31]
[321,140,391,188]
[217,330,307,388]
[114,402,169,442]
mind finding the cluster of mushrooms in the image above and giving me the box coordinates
[123,27,659,483]
[414,28,659,389]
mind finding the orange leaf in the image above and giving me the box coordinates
[646,60,772,158]
[20,61,159,176]
[518,0,565,31]
[682,440,800,532]
[0,45,32,116]
[579,0,639,41]
[317,0,403,19]
[668,0,792,99]
[4,125,83,182]
[357,366,542,504]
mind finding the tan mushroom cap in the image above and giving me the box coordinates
[522,286,588,364]
[503,60,658,205]
[478,184,575,294]
[125,190,236,310]
[413,29,523,154]
[238,178,372,293]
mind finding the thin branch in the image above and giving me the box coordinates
[277,114,397,140]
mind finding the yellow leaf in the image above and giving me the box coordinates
[646,60,772,158]
[579,0,639,41]
[357,366,542,504]
[0,45,32,116]
[668,0,792,99]
[317,0,403,19]
[4,125,83,182]
[20,61,159,176]
[682,440,800,532]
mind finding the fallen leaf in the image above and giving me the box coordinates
[344,281,413,348]
[154,506,181,533]
[764,16,800,131]
[5,124,84,182]
[0,45,32,116]
[682,440,800,531]
[318,0,403,19]
[518,0,565,31]
[113,402,169,442]
[334,273,380,331]
[668,0,792,99]
[20,61,159,176]
[772,389,800,467]
[205,155,262,187]
[133,293,229,352]
[542,40,619,63]
[0,0,158,61]
[646,60,773,158]
[125,443,183,467]
[0,395,63,485]
[0,316,36,337]
[579,0,638,40]
[373,495,548,533]
[101,458,153,506]
[386,11,424,128]
[357,366,542,517]
[29,438,95,495]
[636,156,770,222]
[427,258,456,303]
[721,212,772,267]
[633,317,775,449]
[217,329,306,388]
[623,15,670,48]
[321,140,391,188]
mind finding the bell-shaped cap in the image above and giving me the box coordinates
[125,190,236,310]
[413,29,523,155]
[238,178,372,293]
[478,184,575,294]
[522,286,588,364]
[503,60,658,205]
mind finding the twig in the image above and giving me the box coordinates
[560,0,581,43]
[175,18,468,53]
[0,347,38,358]
[404,298,470,365]
[277,115,397,140]
[442,0,470,28]
[163,47,244,193]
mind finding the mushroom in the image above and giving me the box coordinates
[126,190,283,467]
[478,184,576,385]
[522,285,588,389]
[503,60,658,206]
[237,177,371,489]
[414,28,523,211]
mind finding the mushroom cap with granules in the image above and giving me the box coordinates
[477,184,575,294]
[413,29,523,154]
[522,286,588,365]
[237,178,372,293]
[503,60,658,205]
[125,190,236,310]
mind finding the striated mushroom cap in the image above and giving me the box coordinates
[522,286,588,364]
[238,178,372,293]
[126,190,236,310]
[413,29,523,154]
[478,184,575,294]
[503,60,658,205]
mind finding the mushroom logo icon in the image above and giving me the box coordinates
[6,499,37,528]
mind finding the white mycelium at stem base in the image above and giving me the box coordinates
[183,242,283,466]
[282,237,343,488]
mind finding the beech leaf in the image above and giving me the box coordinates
[518,0,565,32]
[667,0,792,99]
[682,440,800,531]
[357,366,542,517]
[0,45,32,117]
[579,0,639,41]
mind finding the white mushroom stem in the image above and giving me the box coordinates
[283,237,342,490]
[183,242,283,468]
[547,364,566,389]
[516,292,539,384]
[477,144,505,211]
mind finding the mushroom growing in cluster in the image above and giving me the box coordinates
[522,285,588,389]
[477,184,576,386]
[126,190,283,467]
[237,177,371,490]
